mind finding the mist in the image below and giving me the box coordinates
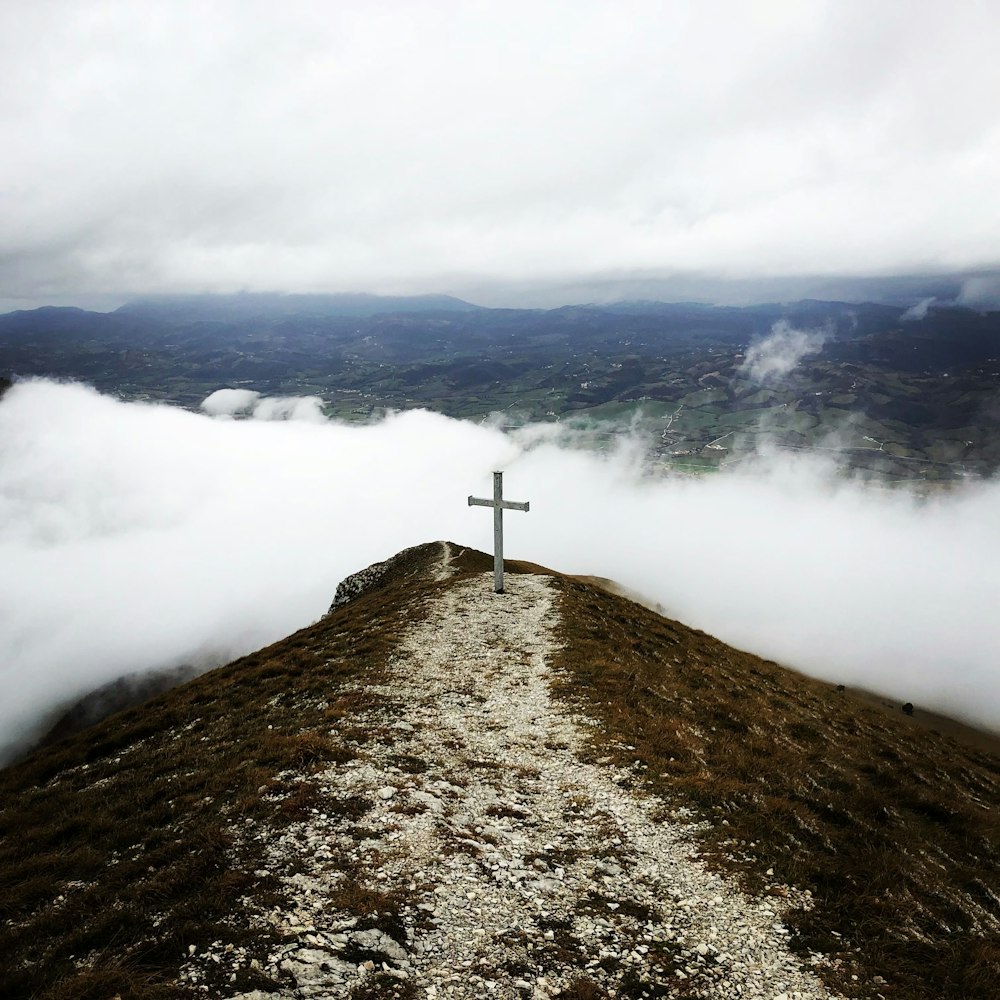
[1,379,998,761]
[740,320,829,381]
[901,297,935,322]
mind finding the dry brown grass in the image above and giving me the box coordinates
[550,576,1000,999]
[4,542,998,999]
[0,542,445,999]
[558,976,609,999]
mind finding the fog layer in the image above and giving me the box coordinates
[1,380,997,760]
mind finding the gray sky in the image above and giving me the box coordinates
[3,0,1000,308]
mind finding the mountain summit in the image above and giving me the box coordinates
[1,543,997,999]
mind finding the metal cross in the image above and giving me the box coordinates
[468,471,530,593]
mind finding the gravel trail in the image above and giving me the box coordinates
[220,562,849,1000]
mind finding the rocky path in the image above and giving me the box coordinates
[219,564,848,1000]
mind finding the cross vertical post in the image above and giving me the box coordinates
[468,471,530,593]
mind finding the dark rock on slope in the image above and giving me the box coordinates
[36,664,200,751]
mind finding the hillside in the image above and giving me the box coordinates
[1,543,998,999]
[2,297,999,479]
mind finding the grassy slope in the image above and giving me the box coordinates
[550,578,1000,999]
[0,542,452,999]
[1,543,998,999]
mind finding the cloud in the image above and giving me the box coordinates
[251,395,326,423]
[1,3,1000,304]
[900,296,934,322]
[957,276,1000,310]
[1,379,999,761]
[740,320,828,380]
[201,388,326,422]
[201,388,260,416]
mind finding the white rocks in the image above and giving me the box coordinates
[184,564,849,1000]
[349,928,408,963]
[280,947,354,989]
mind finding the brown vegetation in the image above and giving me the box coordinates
[0,542,444,999]
[1,540,998,999]
[549,576,1000,999]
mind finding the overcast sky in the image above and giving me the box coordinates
[3,0,1000,310]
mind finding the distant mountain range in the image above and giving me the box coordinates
[1,292,997,480]
[116,291,483,322]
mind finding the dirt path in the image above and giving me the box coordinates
[218,569,847,1000]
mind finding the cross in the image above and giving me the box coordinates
[468,471,530,593]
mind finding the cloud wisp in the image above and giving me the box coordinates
[958,276,1000,311]
[900,297,935,322]
[1,380,998,761]
[740,320,829,381]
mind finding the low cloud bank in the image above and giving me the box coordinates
[740,320,828,380]
[1,380,998,760]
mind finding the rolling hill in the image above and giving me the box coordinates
[1,543,997,999]
[2,295,999,479]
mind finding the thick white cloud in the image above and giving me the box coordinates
[1,379,998,761]
[201,388,260,416]
[201,389,326,423]
[251,395,326,423]
[1,1,999,305]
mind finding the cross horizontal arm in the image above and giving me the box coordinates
[467,496,529,512]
